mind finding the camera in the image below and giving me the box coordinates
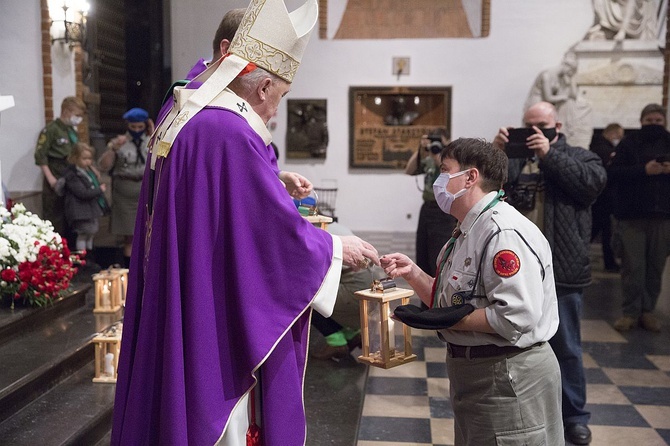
[425,135,443,155]
[506,183,537,211]
[505,128,535,158]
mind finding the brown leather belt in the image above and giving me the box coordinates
[447,342,543,359]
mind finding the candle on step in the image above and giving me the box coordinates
[102,283,111,308]
[104,352,115,376]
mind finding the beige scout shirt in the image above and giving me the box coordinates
[435,191,559,348]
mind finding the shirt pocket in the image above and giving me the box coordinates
[445,269,477,305]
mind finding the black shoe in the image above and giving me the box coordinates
[347,333,362,351]
[565,423,591,445]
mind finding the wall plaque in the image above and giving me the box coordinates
[349,87,451,169]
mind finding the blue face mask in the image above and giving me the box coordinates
[432,170,469,215]
[129,129,145,141]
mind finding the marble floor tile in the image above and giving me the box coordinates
[362,394,430,418]
[588,425,668,446]
[365,376,428,396]
[586,403,649,426]
[430,417,455,444]
[636,405,670,429]
[583,351,598,369]
[648,355,670,371]
[581,319,628,343]
[426,377,450,397]
[619,386,670,405]
[423,347,447,363]
[428,396,453,419]
[586,383,631,405]
[603,367,670,387]
[358,416,431,443]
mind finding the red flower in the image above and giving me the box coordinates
[1,269,16,282]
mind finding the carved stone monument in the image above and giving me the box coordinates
[526,0,666,137]
[575,0,666,129]
[525,52,595,149]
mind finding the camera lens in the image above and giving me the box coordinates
[429,141,442,154]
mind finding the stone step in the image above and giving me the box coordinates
[0,284,121,423]
[0,362,115,446]
[0,285,91,346]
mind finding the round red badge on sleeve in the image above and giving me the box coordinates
[493,250,521,277]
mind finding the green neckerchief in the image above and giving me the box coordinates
[85,169,107,210]
[67,127,78,145]
[430,190,504,308]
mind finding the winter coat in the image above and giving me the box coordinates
[505,135,607,288]
[608,126,670,219]
[59,164,105,224]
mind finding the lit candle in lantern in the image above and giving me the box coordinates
[102,283,111,308]
[387,309,396,353]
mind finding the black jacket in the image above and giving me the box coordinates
[61,164,105,224]
[608,126,670,219]
[505,135,607,288]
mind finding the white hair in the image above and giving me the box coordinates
[230,66,287,97]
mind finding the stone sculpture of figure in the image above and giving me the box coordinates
[587,0,662,41]
[525,53,594,149]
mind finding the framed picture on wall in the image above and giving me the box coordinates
[349,87,451,169]
[286,99,329,159]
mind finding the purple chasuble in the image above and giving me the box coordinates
[111,105,334,445]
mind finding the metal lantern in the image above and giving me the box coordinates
[354,279,417,369]
[92,270,122,313]
[92,322,123,383]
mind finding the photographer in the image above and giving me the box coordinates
[493,101,606,446]
[405,128,457,275]
[608,103,670,333]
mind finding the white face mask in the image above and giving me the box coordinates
[432,170,469,215]
[69,116,83,126]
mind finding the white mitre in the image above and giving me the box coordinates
[152,0,318,159]
[229,0,318,83]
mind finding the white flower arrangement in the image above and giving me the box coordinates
[0,203,78,307]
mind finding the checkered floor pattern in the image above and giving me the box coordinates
[353,233,670,446]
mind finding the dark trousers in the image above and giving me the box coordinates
[416,201,457,275]
[591,197,617,269]
[311,311,342,337]
[42,159,74,244]
[615,218,670,317]
[549,287,590,425]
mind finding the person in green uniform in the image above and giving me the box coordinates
[405,128,457,276]
[34,96,86,239]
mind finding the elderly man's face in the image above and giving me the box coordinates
[257,79,291,124]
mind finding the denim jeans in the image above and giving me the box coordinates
[549,287,590,425]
